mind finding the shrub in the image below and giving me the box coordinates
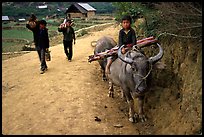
[77,29,88,37]
[112,2,160,37]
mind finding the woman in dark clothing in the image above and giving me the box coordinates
[26,19,50,74]
[58,19,76,62]
[105,15,137,74]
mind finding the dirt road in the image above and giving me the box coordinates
[2,25,154,135]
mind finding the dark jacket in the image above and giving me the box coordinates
[118,27,137,47]
[26,22,49,49]
[37,28,50,49]
[58,26,75,42]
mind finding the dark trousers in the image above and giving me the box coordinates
[37,48,47,71]
[63,40,73,60]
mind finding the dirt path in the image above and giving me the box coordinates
[2,25,155,135]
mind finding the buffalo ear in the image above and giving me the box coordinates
[153,61,166,70]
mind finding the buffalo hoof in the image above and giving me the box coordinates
[108,92,114,98]
[103,77,107,81]
[134,113,139,122]
[129,117,135,123]
[129,114,139,123]
[139,114,147,122]
[128,117,137,123]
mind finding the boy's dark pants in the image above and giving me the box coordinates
[63,40,73,60]
[37,48,47,71]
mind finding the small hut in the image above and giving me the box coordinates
[66,3,96,19]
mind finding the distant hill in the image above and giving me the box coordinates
[2,2,115,18]
[89,2,115,14]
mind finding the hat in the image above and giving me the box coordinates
[39,20,47,26]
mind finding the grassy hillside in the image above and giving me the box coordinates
[2,16,114,54]
[2,2,70,18]
[2,2,115,19]
[2,29,33,41]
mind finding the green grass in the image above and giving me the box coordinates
[47,25,58,31]
[2,29,33,41]
[2,18,112,53]
[2,22,17,27]
[2,41,24,52]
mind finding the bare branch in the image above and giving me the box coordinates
[188,3,202,14]
[158,32,202,39]
[160,25,202,35]
[167,10,202,16]
[179,22,202,25]
[176,25,202,30]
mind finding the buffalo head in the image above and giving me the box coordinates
[117,43,164,93]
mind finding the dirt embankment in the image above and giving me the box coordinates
[151,36,202,134]
[143,36,202,134]
[2,24,202,135]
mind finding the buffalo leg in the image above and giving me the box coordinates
[120,88,126,101]
[138,95,147,122]
[102,68,107,81]
[99,60,107,81]
[108,81,114,98]
[127,99,136,123]
[123,89,137,123]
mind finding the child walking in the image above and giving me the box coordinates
[58,19,76,62]
[105,15,137,74]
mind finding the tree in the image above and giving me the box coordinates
[154,2,202,40]
[112,2,160,36]
[112,2,202,40]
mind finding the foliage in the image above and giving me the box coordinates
[2,2,115,19]
[112,2,160,37]
[112,2,202,39]
[89,2,115,14]
[154,2,202,40]
[46,20,61,26]
[77,29,88,37]
[47,25,58,31]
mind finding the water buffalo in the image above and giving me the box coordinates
[94,36,117,81]
[94,36,163,123]
[109,44,163,123]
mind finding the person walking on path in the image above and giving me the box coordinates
[58,19,76,62]
[26,19,50,74]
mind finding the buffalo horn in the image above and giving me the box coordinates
[148,43,164,64]
[118,45,133,64]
